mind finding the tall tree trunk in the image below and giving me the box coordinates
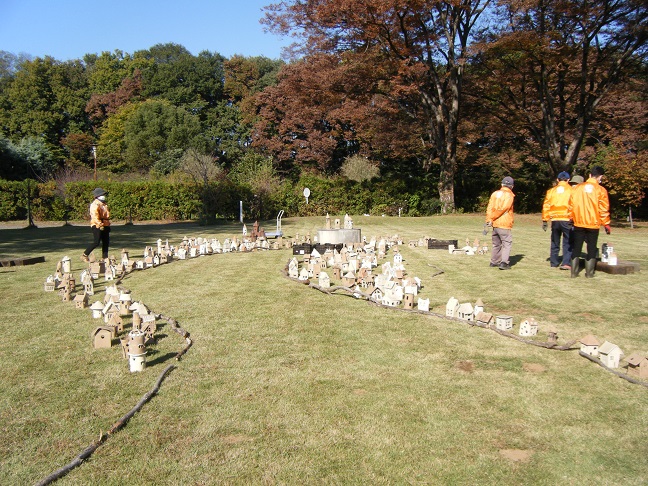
[423,93,457,213]
[438,173,456,214]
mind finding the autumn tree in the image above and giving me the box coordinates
[471,0,648,177]
[590,76,648,217]
[224,55,284,103]
[86,69,143,125]
[598,145,648,217]
[249,50,425,179]
[588,76,648,163]
[249,54,359,175]
[263,0,492,212]
[60,132,95,168]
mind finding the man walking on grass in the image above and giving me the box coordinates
[486,176,515,270]
[81,187,111,262]
[542,171,573,270]
[568,166,611,278]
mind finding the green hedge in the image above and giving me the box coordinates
[0,179,245,223]
[0,180,68,221]
[0,176,447,223]
[63,181,201,221]
[286,175,426,217]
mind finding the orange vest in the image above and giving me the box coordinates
[542,181,572,221]
[89,199,110,228]
[486,186,515,229]
[568,177,610,229]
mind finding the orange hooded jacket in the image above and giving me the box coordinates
[542,181,572,221]
[568,177,610,229]
[486,186,515,229]
[89,199,110,229]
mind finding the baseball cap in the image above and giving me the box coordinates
[570,175,584,184]
[502,176,514,187]
[557,171,570,180]
[92,187,107,198]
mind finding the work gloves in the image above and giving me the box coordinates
[604,225,611,235]
[542,221,548,231]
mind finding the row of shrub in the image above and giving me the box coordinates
[0,177,442,223]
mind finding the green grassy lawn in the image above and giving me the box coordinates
[1,214,647,485]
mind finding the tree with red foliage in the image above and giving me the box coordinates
[60,132,95,169]
[590,77,648,217]
[470,0,647,177]
[262,0,492,212]
[249,51,424,176]
[250,54,346,175]
[86,70,143,125]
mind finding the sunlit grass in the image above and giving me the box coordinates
[0,215,647,484]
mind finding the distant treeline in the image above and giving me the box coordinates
[1,0,646,217]
[0,176,456,224]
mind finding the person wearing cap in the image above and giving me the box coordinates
[570,175,584,186]
[567,166,611,278]
[81,187,111,262]
[542,171,574,270]
[486,176,515,270]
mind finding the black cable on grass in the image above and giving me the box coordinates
[35,364,176,486]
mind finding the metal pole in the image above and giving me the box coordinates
[92,145,97,181]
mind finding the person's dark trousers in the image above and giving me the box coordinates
[84,226,110,259]
[550,220,573,266]
[572,226,599,261]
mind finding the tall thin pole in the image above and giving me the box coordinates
[92,145,97,181]
[27,179,35,227]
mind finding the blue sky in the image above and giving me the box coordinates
[0,0,292,61]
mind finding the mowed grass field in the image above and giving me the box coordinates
[1,214,647,485]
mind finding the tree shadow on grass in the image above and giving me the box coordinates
[0,221,244,259]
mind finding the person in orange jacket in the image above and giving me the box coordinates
[81,187,111,262]
[569,174,584,186]
[567,166,611,278]
[542,171,573,270]
[486,176,515,270]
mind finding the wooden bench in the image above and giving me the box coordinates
[0,256,46,267]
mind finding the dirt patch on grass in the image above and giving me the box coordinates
[523,363,546,373]
[394,337,412,345]
[499,449,534,462]
[353,388,367,395]
[222,434,253,444]
[456,360,475,372]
